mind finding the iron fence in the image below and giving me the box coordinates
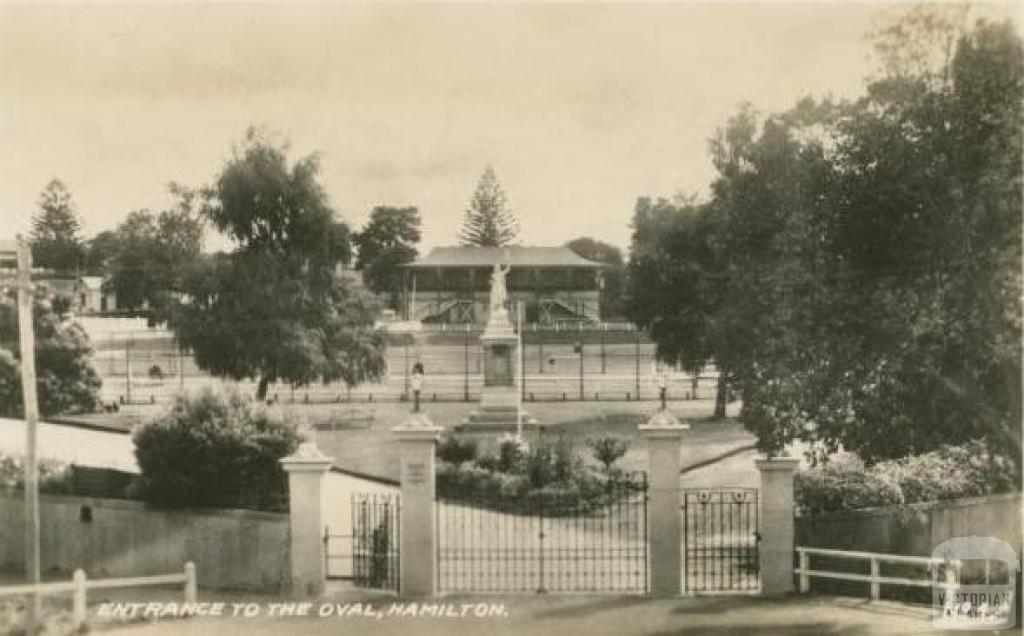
[436,473,648,594]
[681,488,760,593]
[325,493,400,592]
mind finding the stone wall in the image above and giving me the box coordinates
[0,492,288,592]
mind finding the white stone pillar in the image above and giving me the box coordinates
[392,413,443,596]
[280,442,334,598]
[755,455,799,595]
[639,410,688,597]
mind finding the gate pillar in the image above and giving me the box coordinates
[639,411,688,597]
[392,413,443,596]
[281,441,334,597]
[755,455,799,595]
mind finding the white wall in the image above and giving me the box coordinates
[0,417,137,473]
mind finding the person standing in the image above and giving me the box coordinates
[410,362,425,412]
[658,369,669,410]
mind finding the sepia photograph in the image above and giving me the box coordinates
[0,1,1021,634]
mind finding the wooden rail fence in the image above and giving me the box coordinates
[0,562,196,631]
[795,547,959,600]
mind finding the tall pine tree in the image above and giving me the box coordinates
[30,179,85,272]
[458,166,520,246]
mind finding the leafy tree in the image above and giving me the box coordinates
[628,11,1022,481]
[566,237,627,320]
[171,129,387,400]
[132,386,300,511]
[354,206,421,309]
[0,288,101,417]
[626,197,726,414]
[84,230,120,274]
[105,192,204,311]
[30,179,85,272]
[458,166,519,246]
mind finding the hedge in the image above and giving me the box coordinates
[795,441,1017,515]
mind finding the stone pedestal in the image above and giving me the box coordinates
[461,309,534,430]
[639,410,689,597]
[755,455,799,596]
[280,443,334,598]
[392,413,443,596]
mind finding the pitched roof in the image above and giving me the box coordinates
[407,246,603,268]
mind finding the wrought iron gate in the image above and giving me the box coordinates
[325,492,400,591]
[681,488,759,593]
[436,473,648,593]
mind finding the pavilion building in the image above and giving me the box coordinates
[403,246,604,325]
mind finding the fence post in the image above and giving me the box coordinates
[72,569,87,630]
[184,561,197,603]
[639,410,688,597]
[755,455,799,596]
[280,441,334,597]
[392,413,442,596]
[870,558,880,601]
[798,550,810,593]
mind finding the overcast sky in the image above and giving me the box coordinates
[0,2,1016,253]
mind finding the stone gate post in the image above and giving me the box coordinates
[639,410,688,597]
[755,455,799,595]
[280,441,334,597]
[392,413,443,596]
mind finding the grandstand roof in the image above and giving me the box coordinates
[407,246,603,268]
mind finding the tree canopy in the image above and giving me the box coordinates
[458,166,520,247]
[171,129,386,399]
[354,206,421,310]
[627,12,1022,476]
[566,236,627,320]
[30,179,85,273]
[103,187,204,312]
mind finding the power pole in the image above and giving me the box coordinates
[15,238,41,633]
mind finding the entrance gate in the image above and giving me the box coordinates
[325,493,400,591]
[436,473,648,593]
[681,488,760,593]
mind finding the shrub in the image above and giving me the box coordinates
[796,442,1018,515]
[436,435,478,468]
[0,453,75,494]
[437,437,635,513]
[131,386,301,511]
[587,436,630,471]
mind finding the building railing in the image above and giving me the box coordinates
[795,547,959,601]
[0,562,196,631]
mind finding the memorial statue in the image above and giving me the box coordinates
[489,262,510,310]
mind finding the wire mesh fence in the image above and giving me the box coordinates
[87,326,720,406]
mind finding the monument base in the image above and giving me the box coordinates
[459,388,538,431]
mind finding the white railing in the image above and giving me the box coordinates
[0,562,196,631]
[795,547,959,601]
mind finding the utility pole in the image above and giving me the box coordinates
[15,238,41,633]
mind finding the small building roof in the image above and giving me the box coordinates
[407,246,603,269]
[77,276,105,291]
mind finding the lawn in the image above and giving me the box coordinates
[81,396,752,486]
[291,399,748,483]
